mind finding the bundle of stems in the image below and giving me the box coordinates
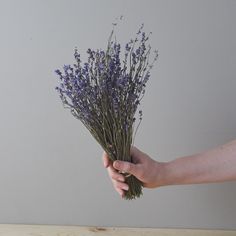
[55,21,158,200]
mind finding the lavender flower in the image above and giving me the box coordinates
[55,20,158,200]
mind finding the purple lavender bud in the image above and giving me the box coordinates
[63,65,72,74]
[125,43,131,52]
[135,48,141,56]
[99,63,104,71]
[143,72,150,84]
[141,32,146,42]
[74,49,81,63]
[132,52,137,64]
[55,69,62,75]
[136,23,144,35]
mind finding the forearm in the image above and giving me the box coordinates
[159,139,236,186]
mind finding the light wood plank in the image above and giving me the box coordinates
[0,224,235,236]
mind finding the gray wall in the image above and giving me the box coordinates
[0,0,236,230]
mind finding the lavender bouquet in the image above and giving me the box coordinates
[55,21,158,200]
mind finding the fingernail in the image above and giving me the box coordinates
[114,161,120,169]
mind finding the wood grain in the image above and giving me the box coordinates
[0,224,235,236]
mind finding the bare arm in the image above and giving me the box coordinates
[103,139,236,197]
[162,139,236,186]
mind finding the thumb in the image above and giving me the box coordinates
[113,160,139,176]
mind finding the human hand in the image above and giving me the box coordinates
[102,146,165,197]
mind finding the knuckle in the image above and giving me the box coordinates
[137,167,144,179]
[103,158,108,167]
[115,181,121,188]
[110,172,118,180]
[113,180,122,189]
[116,182,127,190]
[124,163,131,172]
[102,151,107,159]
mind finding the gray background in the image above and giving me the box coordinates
[0,0,235,230]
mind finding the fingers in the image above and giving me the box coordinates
[107,165,125,182]
[108,167,128,198]
[103,152,126,182]
[112,179,129,194]
[116,188,125,198]
[102,151,110,168]
[102,151,130,198]
[113,160,139,176]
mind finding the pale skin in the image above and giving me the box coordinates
[102,139,236,198]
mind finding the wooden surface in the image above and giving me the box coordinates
[0,224,235,236]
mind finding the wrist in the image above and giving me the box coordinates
[157,154,200,187]
[154,161,171,187]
